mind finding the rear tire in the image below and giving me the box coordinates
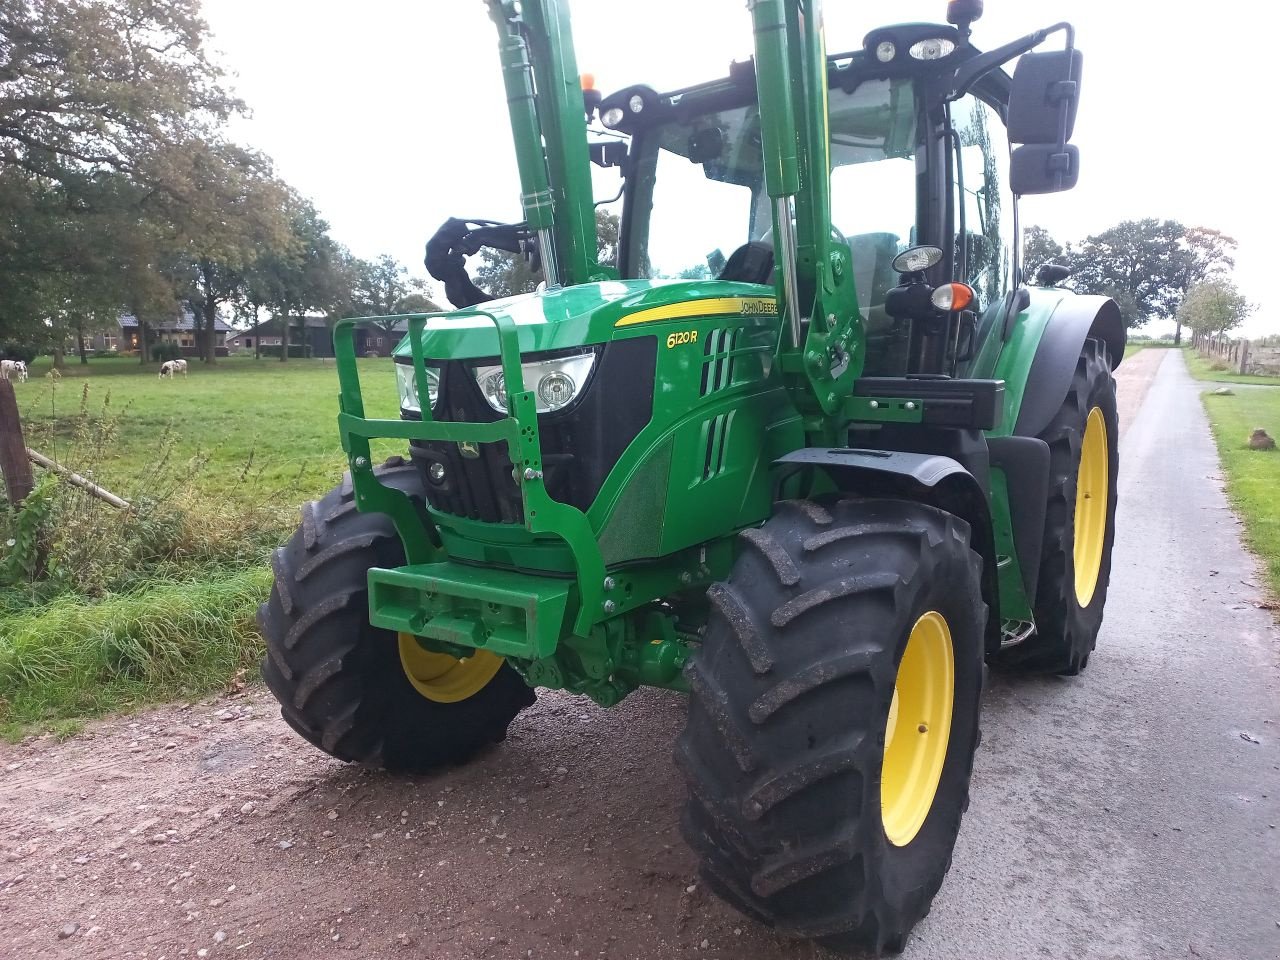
[995,338,1119,675]
[678,498,986,955]
[259,458,535,773]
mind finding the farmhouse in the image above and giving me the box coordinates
[226,317,411,358]
[90,311,233,357]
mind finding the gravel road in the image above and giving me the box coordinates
[2,347,1276,960]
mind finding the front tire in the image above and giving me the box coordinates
[996,338,1119,674]
[259,458,535,773]
[678,498,986,955]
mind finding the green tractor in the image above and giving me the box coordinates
[261,0,1122,951]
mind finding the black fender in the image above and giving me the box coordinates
[988,435,1051,607]
[1014,294,1125,439]
[776,448,1002,655]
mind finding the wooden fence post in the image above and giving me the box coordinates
[0,378,35,506]
[1239,339,1250,375]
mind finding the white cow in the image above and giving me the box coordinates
[0,359,27,382]
[158,358,189,379]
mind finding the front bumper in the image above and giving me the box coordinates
[333,311,607,646]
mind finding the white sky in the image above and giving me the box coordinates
[201,0,1277,338]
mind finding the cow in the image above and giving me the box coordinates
[158,358,189,379]
[0,359,28,382]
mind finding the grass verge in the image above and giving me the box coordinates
[1185,350,1280,387]
[1201,388,1280,599]
[0,567,270,741]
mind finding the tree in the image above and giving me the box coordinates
[1022,225,1065,282]
[0,0,242,198]
[0,0,294,365]
[1178,280,1253,339]
[350,255,428,337]
[393,293,442,315]
[250,197,344,362]
[171,144,291,363]
[472,209,620,301]
[1167,227,1237,345]
[1067,219,1185,329]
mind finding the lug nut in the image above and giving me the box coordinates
[602,576,616,591]
[602,599,617,614]
[428,462,446,483]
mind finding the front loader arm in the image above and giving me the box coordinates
[486,0,598,287]
[749,0,861,437]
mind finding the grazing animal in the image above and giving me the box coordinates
[0,359,27,382]
[1248,428,1276,451]
[158,358,189,379]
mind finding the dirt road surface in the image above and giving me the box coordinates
[3,348,1277,960]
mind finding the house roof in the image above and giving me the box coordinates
[119,311,233,333]
[229,316,335,337]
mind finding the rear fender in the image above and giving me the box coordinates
[1008,293,1125,439]
[775,449,1001,655]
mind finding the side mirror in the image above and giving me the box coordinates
[1008,49,1082,144]
[1036,262,1072,286]
[1010,143,1079,195]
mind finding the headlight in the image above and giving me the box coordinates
[908,37,956,60]
[473,351,596,415]
[395,362,439,413]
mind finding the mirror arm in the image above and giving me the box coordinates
[950,22,1074,99]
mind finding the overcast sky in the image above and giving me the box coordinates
[200,0,1276,338]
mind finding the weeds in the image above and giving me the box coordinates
[0,568,270,740]
[0,377,298,737]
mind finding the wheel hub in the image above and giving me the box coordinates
[1073,406,1109,607]
[397,633,504,703]
[881,611,955,847]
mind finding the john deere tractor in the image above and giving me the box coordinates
[261,0,1122,951]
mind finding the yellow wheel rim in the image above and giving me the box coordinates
[397,633,504,704]
[881,611,955,847]
[1073,406,1109,608]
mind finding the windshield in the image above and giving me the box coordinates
[626,77,921,310]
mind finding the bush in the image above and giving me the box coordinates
[150,342,182,363]
[258,344,312,359]
[0,341,37,364]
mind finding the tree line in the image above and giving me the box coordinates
[0,0,435,366]
[1024,220,1252,343]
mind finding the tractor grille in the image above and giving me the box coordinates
[405,337,656,524]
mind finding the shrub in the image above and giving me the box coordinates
[150,342,182,363]
[0,341,37,364]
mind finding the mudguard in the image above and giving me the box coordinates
[1013,294,1125,439]
[775,448,1002,654]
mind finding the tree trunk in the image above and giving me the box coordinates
[279,315,289,362]
[139,321,149,364]
[76,328,89,365]
[203,298,218,365]
[1174,319,1183,346]
[53,343,65,370]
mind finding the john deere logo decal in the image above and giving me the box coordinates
[458,440,480,459]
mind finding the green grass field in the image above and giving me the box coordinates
[2,355,406,739]
[1201,387,1280,599]
[16,355,402,503]
[1184,350,1280,387]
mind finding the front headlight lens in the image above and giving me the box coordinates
[395,362,439,413]
[473,352,596,414]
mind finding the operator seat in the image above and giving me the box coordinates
[717,241,775,285]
